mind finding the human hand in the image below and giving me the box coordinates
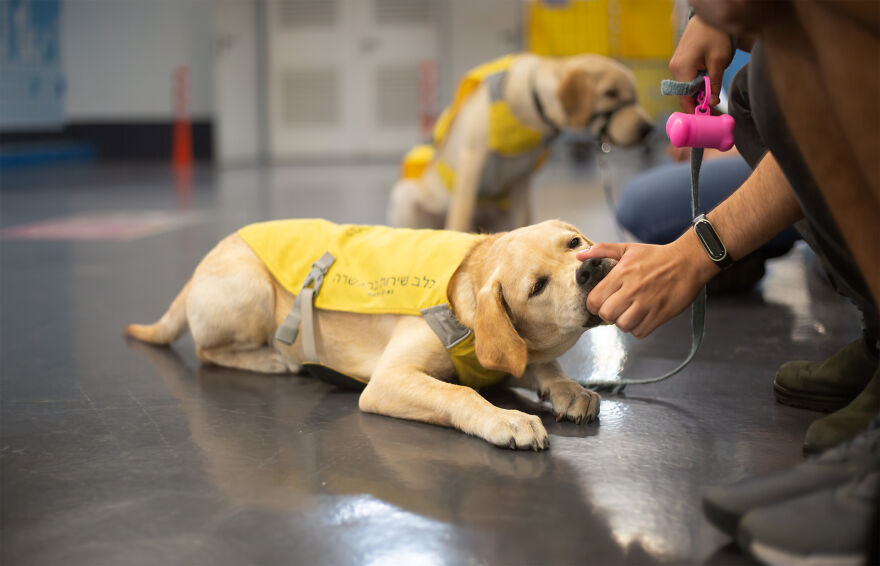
[668,143,741,163]
[576,237,717,338]
[668,15,733,113]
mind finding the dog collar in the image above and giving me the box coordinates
[530,70,560,135]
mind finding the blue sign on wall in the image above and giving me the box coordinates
[0,0,65,131]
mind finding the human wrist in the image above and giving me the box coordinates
[674,227,722,285]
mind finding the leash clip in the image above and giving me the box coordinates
[695,75,711,115]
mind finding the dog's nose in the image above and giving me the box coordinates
[638,121,654,141]
[576,258,609,290]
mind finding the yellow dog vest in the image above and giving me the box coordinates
[401,54,557,205]
[238,219,509,390]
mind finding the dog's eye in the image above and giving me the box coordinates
[529,277,549,298]
[567,237,581,249]
[603,88,619,99]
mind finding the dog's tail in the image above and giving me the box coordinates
[124,279,191,345]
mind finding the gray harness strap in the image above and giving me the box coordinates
[274,252,336,360]
[275,255,468,371]
[275,256,467,390]
[484,69,506,103]
[479,68,558,198]
[421,304,470,348]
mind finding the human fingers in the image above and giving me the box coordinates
[631,309,668,339]
[669,56,701,113]
[614,303,649,336]
[596,287,635,326]
[576,242,627,262]
[585,274,623,318]
[629,283,700,338]
[677,95,697,114]
[706,52,728,107]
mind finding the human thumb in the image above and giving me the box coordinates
[708,64,726,108]
[576,242,627,262]
[710,78,723,107]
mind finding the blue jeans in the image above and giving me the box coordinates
[615,155,800,258]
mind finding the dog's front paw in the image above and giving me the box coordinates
[481,409,549,451]
[542,382,600,424]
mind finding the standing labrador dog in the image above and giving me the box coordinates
[125,220,617,450]
[388,53,653,233]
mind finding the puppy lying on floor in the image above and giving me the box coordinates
[389,53,653,233]
[125,219,616,450]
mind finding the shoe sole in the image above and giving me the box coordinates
[772,383,855,413]
[740,527,865,566]
[748,540,863,566]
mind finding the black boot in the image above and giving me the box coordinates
[774,332,878,413]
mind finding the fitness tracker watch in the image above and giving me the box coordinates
[692,214,734,270]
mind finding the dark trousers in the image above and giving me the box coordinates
[728,41,879,346]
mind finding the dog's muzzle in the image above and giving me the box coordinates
[576,257,617,293]
[576,258,617,327]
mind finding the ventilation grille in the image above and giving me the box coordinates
[282,69,339,126]
[377,65,419,126]
[374,0,434,25]
[279,0,337,28]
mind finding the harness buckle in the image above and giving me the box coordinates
[275,252,336,345]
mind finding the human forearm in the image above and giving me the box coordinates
[700,151,804,265]
[577,151,804,338]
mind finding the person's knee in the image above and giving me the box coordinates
[615,164,690,244]
[614,182,646,239]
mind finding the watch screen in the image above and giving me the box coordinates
[695,220,726,260]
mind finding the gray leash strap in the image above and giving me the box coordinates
[275,252,336,350]
[660,73,707,98]
[585,76,710,394]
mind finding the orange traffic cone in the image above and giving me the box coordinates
[172,66,193,170]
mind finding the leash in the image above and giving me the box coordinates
[582,74,711,394]
[596,140,627,242]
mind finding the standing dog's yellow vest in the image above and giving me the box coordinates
[238,219,509,389]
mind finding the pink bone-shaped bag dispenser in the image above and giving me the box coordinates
[665,76,735,151]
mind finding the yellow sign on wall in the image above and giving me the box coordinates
[527,0,610,57]
[527,0,676,58]
[526,0,679,117]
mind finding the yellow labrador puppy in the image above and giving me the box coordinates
[389,53,653,233]
[125,219,616,450]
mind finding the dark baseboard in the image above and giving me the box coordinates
[0,120,213,162]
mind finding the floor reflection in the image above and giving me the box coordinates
[126,339,667,564]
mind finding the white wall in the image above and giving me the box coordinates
[208,0,522,163]
[212,0,261,163]
[446,0,522,100]
[61,0,213,121]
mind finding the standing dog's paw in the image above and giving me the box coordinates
[542,381,600,424]
[481,409,549,450]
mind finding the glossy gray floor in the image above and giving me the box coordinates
[0,152,862,565]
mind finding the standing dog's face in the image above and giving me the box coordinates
[556,55,653,147]
[450,220,617,377]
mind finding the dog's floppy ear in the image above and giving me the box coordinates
[557,68,593,122]
[474,279,527,377]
